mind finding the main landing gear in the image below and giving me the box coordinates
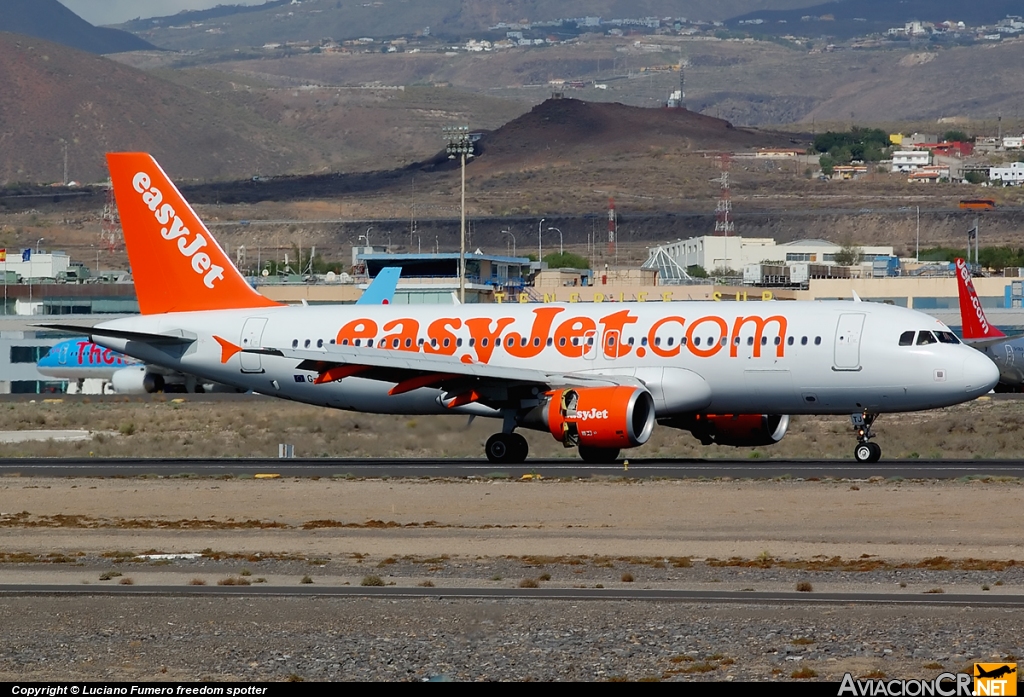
[851,411,881,463]
[485,432,529,464]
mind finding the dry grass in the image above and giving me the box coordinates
[796,581,813,592]
[792,667,818,679]
[117,577,134,585]
[360,575,384,587]
[518,578,539,588]
[216,577,251,586]
[5,395,1024,461]
[188,578,206,586]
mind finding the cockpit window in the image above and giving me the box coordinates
[916,331,937,345]
[898,331,915,346]
[935,331,960,344]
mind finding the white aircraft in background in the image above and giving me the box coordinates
[954,257,1024,391]
[45,153,998,464]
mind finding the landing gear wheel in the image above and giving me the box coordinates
[485,433,528,464]
[578,446,620,464]
[854,443,873,463]
[854,442,882,463]
[509,433,529,463]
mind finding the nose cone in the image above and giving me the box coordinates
[963,354,1000,396]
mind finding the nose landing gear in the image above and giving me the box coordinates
[851,411,881,463]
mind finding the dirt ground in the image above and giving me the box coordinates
[2,393,1024,460]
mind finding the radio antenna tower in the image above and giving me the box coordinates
[100,180,122,252]
[607,197,617,255]
[713,154,734,237]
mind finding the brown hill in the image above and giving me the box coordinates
[0,32,325,185]
[0,0,155,54]
[475,98,795,168]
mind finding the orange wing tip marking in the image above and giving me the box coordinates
[213,336,242,363]
[388,372,460,396]
[446,390,481,409]
[459,355,474,364]
[314,365,369,385]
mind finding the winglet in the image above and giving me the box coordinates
[106,153,282,315]
[851,290,861,302]
[955,258,1005,340]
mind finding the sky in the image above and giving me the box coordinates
[58,1,267,26]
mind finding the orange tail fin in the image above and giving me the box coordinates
[106,153,281,315]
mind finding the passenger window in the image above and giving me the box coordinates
[304,339,310,348]
[720,337,727,347]
[801,336,808,346]
[481,338,489,347]
[774,337,781,345]
[317,339,324,348]
[457,338,463,347]
[341,339,349,346]
[667,337,674,346]
[533,338,541,347]
[733,337,741,345]
[916,331,937,345]
[559,337,566,347]
[641,337,648,346]
[899,331,915,346]
[572,338,579,346]
[761,336,768,346]
[628,337,635,346]
[546,338,552,347]
[694,337,701,347]
[292,339,298,348]
[681,337,687,345]
[787,336,794,346]
[747,336,754,346]
[654,337,661,346]
[814,337,821,345]
[443,338,450,348]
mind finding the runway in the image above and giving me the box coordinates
[1,456,1023,479]
[0,584,1020,606]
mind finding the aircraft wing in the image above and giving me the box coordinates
[963,336,1020,350]
[255,343,642,399]
[37,323,196,345]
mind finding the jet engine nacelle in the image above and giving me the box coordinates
[524,386,656,450]
[675,413,790,447]
[111,366,165,394]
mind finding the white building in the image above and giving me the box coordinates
[1003,136,1023,149]
[655,236,894,275]
[1,252,71,280]
[990,162,1024,185]
[891,150,931,172]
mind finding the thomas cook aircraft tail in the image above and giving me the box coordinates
[955,257,1005,341]
[106,152,281,315]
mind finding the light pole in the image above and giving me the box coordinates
[538,218,545,264]
[444,125,473,303]
[501,229,516,256]
[363,226,373,250]
[36,238,43,253]
[548,227,562,256]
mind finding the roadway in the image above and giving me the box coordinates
[1,456,1022,479]
[0,585,1019,606]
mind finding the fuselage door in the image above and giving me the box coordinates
[833,313,865,371]
[58,343,69,365]
[239,317,268,373]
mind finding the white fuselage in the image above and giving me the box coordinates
[92,301,998,417]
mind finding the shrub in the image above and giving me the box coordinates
[621,573,634,583]
[188,578,206,586]
[300,575,313,584]
[360,575,385,586]
[796,581,813,592]
[518,578,539,588]
[118,577,134,585]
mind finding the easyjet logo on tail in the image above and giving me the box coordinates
[132,171,225,289]
[106,152,279,315]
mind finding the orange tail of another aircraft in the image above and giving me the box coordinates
[106,153,281,315]
[955,257,1005,340]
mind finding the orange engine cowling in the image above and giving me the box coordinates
[539,386,656,450]
[684,413,790,447]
